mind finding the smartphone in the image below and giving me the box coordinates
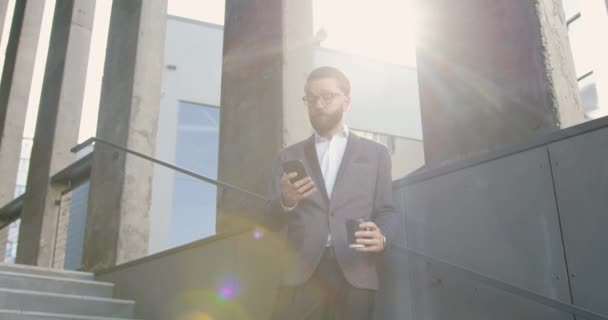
[282,160,309,184]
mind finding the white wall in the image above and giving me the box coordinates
[580,1,608,119]
[566,0,608,119]
[314,47,423,140]
[314,47,425,177]
[149,16,224,254]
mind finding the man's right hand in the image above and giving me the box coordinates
[281,172,317,208]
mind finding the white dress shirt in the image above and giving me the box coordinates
[282,126,350,247]
[315,125,349,199]
[315,125,349,246]
[283,125,387,249]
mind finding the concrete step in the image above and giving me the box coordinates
[0,288,134,318]
[0,263,94,281]
[0,270,114,298]
[0,309,137,320]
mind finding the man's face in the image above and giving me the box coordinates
[305,78,350,136]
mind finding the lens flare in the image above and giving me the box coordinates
[217,277,239,300]
[252,229,264,240]
[175,290,249,320]
[178,311,213,320]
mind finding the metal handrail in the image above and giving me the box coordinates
[0,195,24,229]
[72,137,266,202]
[73,137,608,320]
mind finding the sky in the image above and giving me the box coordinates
[166,0,418,65]
[313,0,417,66]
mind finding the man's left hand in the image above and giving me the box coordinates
[354,221,386,253]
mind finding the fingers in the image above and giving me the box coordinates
[300,186,317,199]
[354,231,381,245]
[281,172,298,184]
[295,178,314,193]
[358,222,378,230]
[292,176,313,188]
[282,173,313,188]
[281,173,316,205]
[353,225,385,253]
[355,245,383,253]
[354,235,383,253]
[354,230,380,239]
[293,178,315,200]
[356,237,380,246]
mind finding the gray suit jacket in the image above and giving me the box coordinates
[265,132,398,290]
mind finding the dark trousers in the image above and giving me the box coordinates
[271,247,375,320]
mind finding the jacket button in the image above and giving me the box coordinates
[329,211,335,216]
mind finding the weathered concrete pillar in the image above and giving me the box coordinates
[0,0,10,44]
[81,0,167,272]
[217,0,314,232]
[217,0,284,232]
[537,0,584,123]
[415,0,584,166]
[15,0,95,267]
[0,0,44,206]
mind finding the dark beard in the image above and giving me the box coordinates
[310,111,343,136]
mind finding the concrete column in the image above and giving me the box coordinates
[216,0,285,232]
[15,0,95,267]
[0,0,9,44]
[217,0,315,232]
[415,0,584,166]
[537,0,585,124]
[82,0,167,272]
[0,0,44,206]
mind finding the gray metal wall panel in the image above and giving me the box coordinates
[374,248,415,320]
[549,126,608,315]
[373,188,414,320]
[400,146,572,319]
[96,232,280,320]
[372,188,413,320]
[407,255,574,320]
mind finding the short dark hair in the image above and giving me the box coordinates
[305,66,351,96]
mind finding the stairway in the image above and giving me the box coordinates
[0,263,136,320]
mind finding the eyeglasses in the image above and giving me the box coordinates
[302,92,344,106]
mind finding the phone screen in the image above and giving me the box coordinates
[282,160,308,183]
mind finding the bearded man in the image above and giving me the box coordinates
[265,66,398,320]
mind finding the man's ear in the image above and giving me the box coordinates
[343,95,351,111]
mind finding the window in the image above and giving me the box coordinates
[170,102,220,247]
[578,72,599,114]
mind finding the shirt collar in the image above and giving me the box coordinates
[314,124,349,143]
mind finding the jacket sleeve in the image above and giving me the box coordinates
[263,153,290,231]
[372,145,399,250]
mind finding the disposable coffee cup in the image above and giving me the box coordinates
[346,218,368,248]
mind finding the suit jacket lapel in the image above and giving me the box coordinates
[304,135,330,206]
[330,132,359,206]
